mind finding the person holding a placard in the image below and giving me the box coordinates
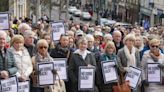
[117,34,141,92]
[141,38,164,92]
[8,35,33,82]
[0,31,17,79]
[31,39,66,92]
[96,41,120,92]
[69,36,98,92]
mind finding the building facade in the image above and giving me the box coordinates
[140,0,164,26]
[9,0,28,19]
[117,0,140,24]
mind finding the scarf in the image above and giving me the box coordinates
[123,45,136,67]
[74,49,91,60]
[105,53,116,61]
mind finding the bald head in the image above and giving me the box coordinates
[112,30,122,43]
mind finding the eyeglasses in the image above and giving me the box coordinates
[39,46,47,49]
[151,45,159,48]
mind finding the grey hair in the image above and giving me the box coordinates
[0,31,7,38]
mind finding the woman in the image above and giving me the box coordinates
[42,33,55,54]
[9,35,33,82]
[135,36,144,51]
[117,34,140,92]
[69,36,98,92]
[141,38,164,92]
[97,41,121,92]
[31,39,66,92]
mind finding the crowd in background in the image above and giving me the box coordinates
[0,16,164,92]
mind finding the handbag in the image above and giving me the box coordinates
[44,73,66,92]
[112,72,131,92]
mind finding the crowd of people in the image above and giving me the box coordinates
[0,17,164,92]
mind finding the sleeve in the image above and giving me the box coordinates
[24,52,33,77]
[7,52,18,76]
[68,54,78,84]
[141,54,147,81]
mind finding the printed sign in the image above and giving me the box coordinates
[125,66,142,89]
[78,66,95,91]
[0,13,9,30]
[147,63,161,83]
[38,62,54,86]
[1,76,18,92]
[51,21,65,41]
[101,61,118,84]
[53,58,67,80]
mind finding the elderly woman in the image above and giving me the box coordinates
[69,36,98,92]
[9,35,33,81]
[42,33,55,54]
[97,41,121,92]
[117,34,140,92]
[31,39,66,92]
[141,38,164,92]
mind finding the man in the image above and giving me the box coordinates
[112,30,124,53]
[50,34,73,92]
[23,30,36,57]
[0,31,17,79]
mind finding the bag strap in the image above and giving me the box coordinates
[67,50,70,59]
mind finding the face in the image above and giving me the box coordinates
[69,38,74,47]
[94,38,100,46]
[44,35,51,44]
[0,35,6,48]
[88,40,94,48]
[79,41,88,51]
[13,41,24,51]
[25,36,34,46]
[113,33,122,43]
[149,44,159,53]
[38,44,48,56]
[135,38,142,47]
[60,36,69,47]
[125,39,135,48]
[106,46,115,54]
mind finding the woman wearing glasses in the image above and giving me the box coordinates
[8,35,33,81]
[141,38,164,92]
[31,39,66,92]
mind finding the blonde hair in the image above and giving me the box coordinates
[123,34,135,44]
[77,36,88,45]
[36,39,49,49]
[11,35,24,46]
[149,38,160,46]
[104,41,116,53]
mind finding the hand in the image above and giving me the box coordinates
[87,64,95,68]
[34,70,41,75]
[124,67,132,73]
[18,76,27,82]
[0,71,9,79]
[158,64,164,69]
[51,69,57,75]
[142,80,149,86]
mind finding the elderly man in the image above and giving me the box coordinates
[0,31,17,79]
[112,30,124,53]
[23,30,36,57]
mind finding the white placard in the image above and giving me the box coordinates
[147,63,161,83]
[78,66,95,91]
[125,66,142,89]
[0,13,9,30]
[51,21,65,41]
[38,62,54,86]
[1,76,18,92]
[18,81,29,92]
[101,61,118,84]
[53,58,67,80]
